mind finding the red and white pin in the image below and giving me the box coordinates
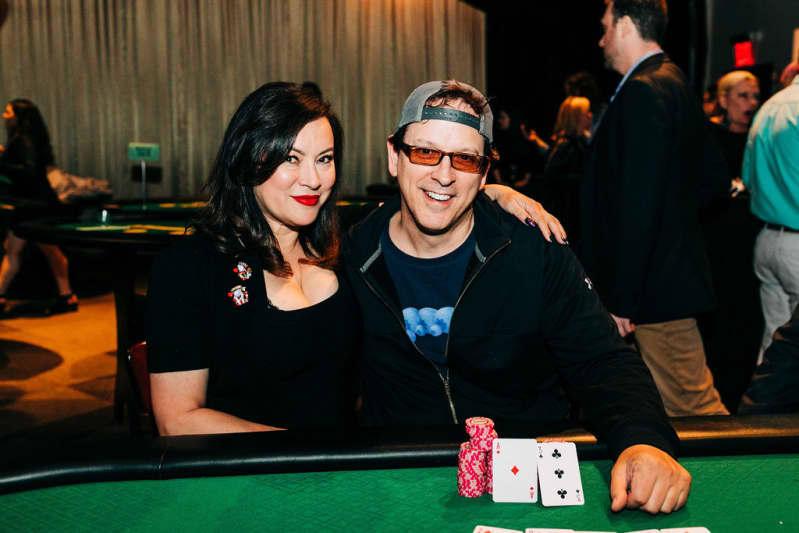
[228,285,249,306]
[233,261,252,281]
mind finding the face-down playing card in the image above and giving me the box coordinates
[492,438,539,503]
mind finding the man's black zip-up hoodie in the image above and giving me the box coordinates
[343,193,678,459]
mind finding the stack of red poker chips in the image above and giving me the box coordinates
[457,417,498,497]
[457,442,486,497]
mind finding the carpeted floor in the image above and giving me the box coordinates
[0,292,129,454]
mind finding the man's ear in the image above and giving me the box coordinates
[718,93,729,111]
[387,138,399,178]
[618,15,636,40]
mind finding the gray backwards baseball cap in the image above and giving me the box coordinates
[393,80,493,143]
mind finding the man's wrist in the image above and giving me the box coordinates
[606,422,679,460]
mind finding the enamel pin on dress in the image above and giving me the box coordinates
[228,285,249,306]
[233,261,252,281]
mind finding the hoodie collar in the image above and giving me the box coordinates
[349,192,511,271]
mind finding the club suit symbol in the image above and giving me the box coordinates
[554,468,564,478]
[551,449,561,458]
[557,489,568,499]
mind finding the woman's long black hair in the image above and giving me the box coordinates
[193,82,343,276]
[6,99,55,168]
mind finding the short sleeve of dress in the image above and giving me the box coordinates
[146,238,215,373]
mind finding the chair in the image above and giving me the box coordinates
[126,341,158,434]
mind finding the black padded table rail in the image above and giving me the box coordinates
[2,414,798,494]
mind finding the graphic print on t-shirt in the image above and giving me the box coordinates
[402,306,454,342]
[380,225,475,368]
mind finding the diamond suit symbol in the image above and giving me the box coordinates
[511,466,519,475]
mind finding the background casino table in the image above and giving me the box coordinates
[102,198,207,214]
[1,416,798,532]
[12,199,379,428]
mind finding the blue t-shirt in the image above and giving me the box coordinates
[380,225,475,368]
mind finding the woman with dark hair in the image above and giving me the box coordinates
[147,82,358,435]
[147,82,564,435]
[0,99,78,314]
[543,96,592,241]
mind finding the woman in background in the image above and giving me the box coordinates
[701,70,762,411]
[0,99,77,314]
[710,70,760,183]
[543,96,592,241]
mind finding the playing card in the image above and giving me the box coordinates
[472,526,523,533]
[659,528,711,533]
[536,441,585,507]
[492,438,539,503]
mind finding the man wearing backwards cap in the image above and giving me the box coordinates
[343,79,691,514]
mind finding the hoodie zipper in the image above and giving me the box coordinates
[358,271,457,420]
[359,239,510,424]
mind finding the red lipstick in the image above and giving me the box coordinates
[292,195,320,206]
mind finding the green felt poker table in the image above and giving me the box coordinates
[1,416,798,532]
[102,198,208,214]
[16,199,377,248]
[12,199,379,428]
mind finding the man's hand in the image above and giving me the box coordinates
[611,313,635,337]
[731,177,745,197]
[610,444,692,514]
[520,124,550,154]
[482,184,567,244]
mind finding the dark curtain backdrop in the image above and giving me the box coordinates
[0,0,486,198]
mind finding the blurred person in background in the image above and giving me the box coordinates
[491,109,533,190]
[702,81,721,121]
[543,96,592,240]
[0,99,78,315]
[700,70,763,411]
[710,70,760,190]
[743,63,799,370]
[779,61,799,89]
[739,304,799,415]
[564,70,606,135]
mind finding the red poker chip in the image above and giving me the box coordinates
[465,417,494,432]
[465,417,497,453]
[457,441,488,498]
[465,417,494,437]
[470,428,497,453]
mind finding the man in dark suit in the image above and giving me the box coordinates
[579,0,729,416]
